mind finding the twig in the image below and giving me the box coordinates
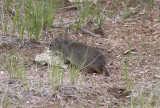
[123,48,138,55]
[58,5,78,11]
[79,27,101,37]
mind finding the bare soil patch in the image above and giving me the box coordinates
[0,0,160,107]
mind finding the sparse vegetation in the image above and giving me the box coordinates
[0,0,159,107]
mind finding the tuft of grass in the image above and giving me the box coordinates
[13,1,19,32]
[92,0,109,29]
[18,22,25,43]
[96,95,100,108]
[67,50,80,84]
[36,62,42,91]
[7,49,13,78]
[133,87,159,107]
[130,95,136,108]
[24,0,44,40]
[137,88,145,107]
[121,4,140,21]
[121,30,132,90]
[6,48,29,91]
[69,64,79,84]
[49,55,64,93]
[3,0,58,40]
[144,0,154,10]
[23,69,29,92]
[1,0,4,22]
[66,1,91,32]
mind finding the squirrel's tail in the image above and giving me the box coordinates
[103,67,110,77]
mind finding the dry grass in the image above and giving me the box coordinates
[0,0,160,107]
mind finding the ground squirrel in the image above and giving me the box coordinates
[49,37,110,76]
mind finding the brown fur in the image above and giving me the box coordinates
[49,37,110,76]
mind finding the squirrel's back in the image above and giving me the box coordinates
[49,37,110,76]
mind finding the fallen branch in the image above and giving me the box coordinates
[58,5,78,11]
[79,27,101,37]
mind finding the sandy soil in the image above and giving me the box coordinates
[0,0,160,107]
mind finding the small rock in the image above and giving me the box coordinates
[0,71,5,75]
[26,101,30,104]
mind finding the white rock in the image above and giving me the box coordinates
[35,50,67,69]
[0,71,5,75]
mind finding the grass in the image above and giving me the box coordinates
[93,2,109,29]
[121,4,140,21]
[120,27,159,107]
[121,30,132,91]
[66,1,91,32]
[36,62,42,91]
[13,1,19,32]
[7,49,13,77]
[2,0,58,40]
[0,0,159,107]
[49,55,65,93]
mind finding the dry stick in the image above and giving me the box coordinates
[123,48,137,55]
[79,27,101,37]
[58,5,78,11]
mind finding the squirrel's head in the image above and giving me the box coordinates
[49,37,69,52]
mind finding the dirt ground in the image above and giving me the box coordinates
[0,0,160,108]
